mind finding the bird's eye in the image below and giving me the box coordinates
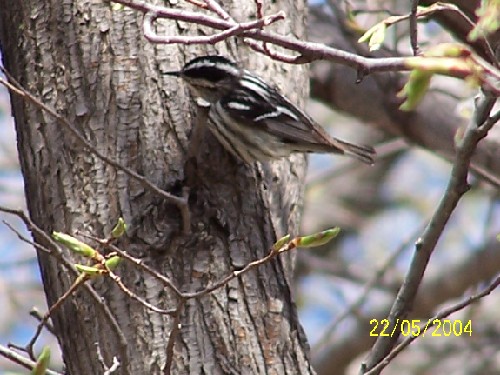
[184,66,227,83]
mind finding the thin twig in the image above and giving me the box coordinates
[15,275,88,359]
[185,244,288,299]
[103,239,288,300]
[312,222,426,355]
[108,272,177,315]
[364,273,500,375]
[255,0,264,20]
[78,235,180,314]
[113,0,409,70]
[100,241,185,297]
[0,344,63,375]
[0,206,129,366]
[360,96,499,374]
[96,344,121,375]
[203,0,233,21]
[2,220,52,255]
[113,0,500,78]
[163,300,185,375]
[143,10,284,44]
[244,39,300,63]
[29,308,56,336]
[409,0,420,55]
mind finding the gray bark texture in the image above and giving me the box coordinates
[0,0,314,374]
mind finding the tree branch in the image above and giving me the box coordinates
[308,6,500,187]
[362,97,498,373]
[312,235,500,373]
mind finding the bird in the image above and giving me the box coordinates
[165,55,375,165]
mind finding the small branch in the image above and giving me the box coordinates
[11,275,89,360]
[364,273,500,375]
[2,220,52,255]
[163,300,185,375]
[96,344,120,375]
[185,0,209,9]
[108,272,177,315]
[112,0,409,70]
[0,344,63,375]
[30,308,56,336]
[202,0,233,21]
[103,238,288,300]
[112,0,500,81]
[254,0,264,20]
[312,222,426,356]
[2,203,329,373]
[100,241,185,297]
[0,206,130,367]
[143,10,285,44]
[100,235,302,375]
[185,243,292,299]
[361,94,499,374]
[409,0,420,55]
[244,39,301,63]
[78,234,180,315]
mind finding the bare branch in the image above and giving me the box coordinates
[0,344,63,375]
[163,300,185,375]
[100,241,185,297]
[96,344,120,375]
[312,235,500,373]
[143,10,285,44]
[111,0,409,71]
[29,308,56,336]
[108,272,177,316]
[410,0,420,55]
[244,39,301,63]
[312,222,426,356]
[308,7,500,187]
[364,272,500,375]
[112,0,499,93]
[361,94,499,374]
[202,0,233,21]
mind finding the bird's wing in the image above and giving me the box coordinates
[219,83,334,147]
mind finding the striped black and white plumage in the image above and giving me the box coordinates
[165,55,375,165]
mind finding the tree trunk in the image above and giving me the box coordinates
[0,0,314,374]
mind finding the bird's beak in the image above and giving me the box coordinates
[164,70,182,77]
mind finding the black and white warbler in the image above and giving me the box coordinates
[165,55,375,165]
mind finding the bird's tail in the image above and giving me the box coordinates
[331,138,376,165]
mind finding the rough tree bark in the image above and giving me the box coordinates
[0,0,314,374]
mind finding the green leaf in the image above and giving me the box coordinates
[398,70,432,111]
[469,0,500,41]
[296,228,341,248]
[75,264,104,276]
[110,2,125,11]
[31,346,50,375]
[273,234,291,251]
[52,232,97,258]
[358,23,387,51]
[111,217,127,238]
[105,256,122,271]
[423,43,470,58]
[405,56,473,74]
